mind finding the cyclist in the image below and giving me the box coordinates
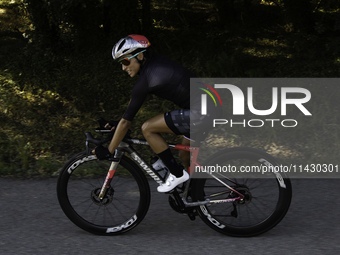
[93,34,217,193]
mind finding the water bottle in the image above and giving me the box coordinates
[150,156,169,179]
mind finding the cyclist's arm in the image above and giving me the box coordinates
[107,79,148,154]
[108,118,131,154]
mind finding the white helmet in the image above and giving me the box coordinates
[112,34,151,60]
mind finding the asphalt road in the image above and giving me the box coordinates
[0,177,339,255]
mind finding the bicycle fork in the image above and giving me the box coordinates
[98,150,124,200]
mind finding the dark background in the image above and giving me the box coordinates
[0,0,340,175]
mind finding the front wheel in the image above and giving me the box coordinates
[57,152,151,235]
[191,147,292,237]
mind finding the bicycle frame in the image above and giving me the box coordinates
[86,135,245,206]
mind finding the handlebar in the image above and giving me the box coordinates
[84,117,131,146]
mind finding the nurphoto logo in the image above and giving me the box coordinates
[194,79,312,128]
[197,82,223,115]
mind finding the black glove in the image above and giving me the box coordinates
[97,118,119,130]
[105,120,119,130]
[107,120,119,128]
[94,145,112,160]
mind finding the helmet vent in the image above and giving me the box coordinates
[117,39,126,52]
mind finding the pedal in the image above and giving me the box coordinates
[187,213,196,221]
[231,203,238,218]
[187,209,197,221]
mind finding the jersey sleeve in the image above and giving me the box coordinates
[122,76,149,121]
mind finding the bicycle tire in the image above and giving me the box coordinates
[191,147,292,237]
[57,151,151,235]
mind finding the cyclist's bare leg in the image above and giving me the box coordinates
[142,114,190,167]
[142,113,190,192]
[141,114,174,154]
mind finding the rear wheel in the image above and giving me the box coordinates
[57,152,150,235]
[191,147,292,237]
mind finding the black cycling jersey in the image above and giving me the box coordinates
[123,54,195,121]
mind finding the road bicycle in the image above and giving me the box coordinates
[57,118,292,237]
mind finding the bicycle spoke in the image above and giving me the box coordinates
[57,153,150,234]
[192,147,292,236]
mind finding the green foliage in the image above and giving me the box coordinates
[22,0,142,48]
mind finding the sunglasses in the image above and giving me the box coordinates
[118,50,146,66]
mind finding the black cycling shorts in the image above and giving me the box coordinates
[164,109,190,137]
[164,108,218,141]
